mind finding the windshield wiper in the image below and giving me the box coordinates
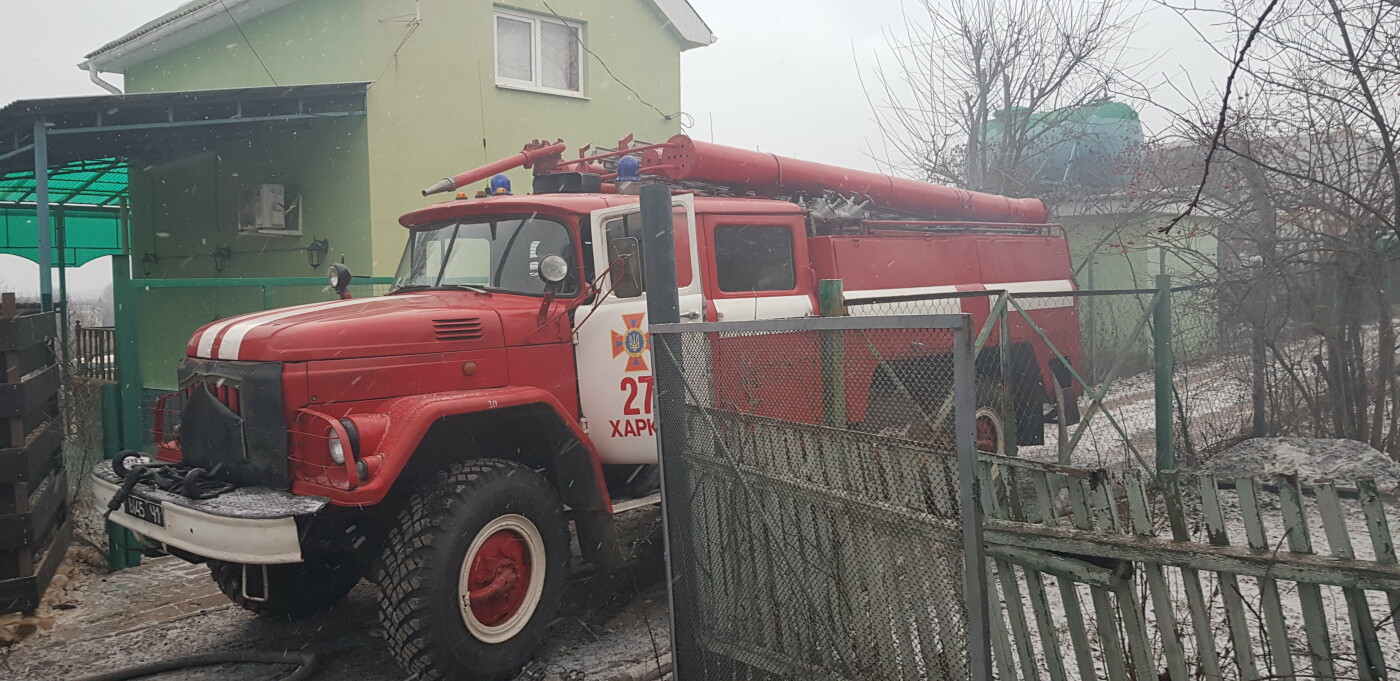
[443,283,492,295]
[392,284,492,295]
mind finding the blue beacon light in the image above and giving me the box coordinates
[616,156,642,182]
[490,174,512,195]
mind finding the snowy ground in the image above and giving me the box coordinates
[0,505,670,681]
[1016,349,1255,470]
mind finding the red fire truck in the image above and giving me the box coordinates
[92,135,1081,681]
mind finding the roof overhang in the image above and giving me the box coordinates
[0,82,368,174]
[82,0,715,75]
[651,0,716,50]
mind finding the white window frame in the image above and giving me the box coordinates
[493,7,586,98]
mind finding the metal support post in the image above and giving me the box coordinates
[118,197,131,255]
[1154,274,1175,471]
[640,184,679,326]
[111,256,144,451]
[56,206,69,371]
[818,279,847,427]
[33,120,52,312]
[955,319,992,681]
[101,382,141,569]
[639,183,690,676]
[998,296,1018,456]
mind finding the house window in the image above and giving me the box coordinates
[495,9,582,96]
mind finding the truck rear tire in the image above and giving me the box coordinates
[378,459,569,681]
[975,376,1010,455]
[208,553,360,619]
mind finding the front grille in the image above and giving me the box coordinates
[185,382,241,414]
[434,317,484,341]
[177,359,287,489]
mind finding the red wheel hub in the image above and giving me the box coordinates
[976,413,1001,453]
[466,529,532,626]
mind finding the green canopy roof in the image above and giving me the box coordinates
[0,158,127,206]
[0,158,125,267]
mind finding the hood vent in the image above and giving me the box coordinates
[433,318,484,341]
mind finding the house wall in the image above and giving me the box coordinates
[124,0,687,275]
[1061,214,1221,373]
[126,118,371,387]
[361,0,685,274]
[116,0,688,385]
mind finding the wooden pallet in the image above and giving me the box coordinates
[0,293,68,614]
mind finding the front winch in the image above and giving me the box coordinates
[103,451,238,522]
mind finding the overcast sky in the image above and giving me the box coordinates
[0,0,1231,295]
[0,0,1232,165]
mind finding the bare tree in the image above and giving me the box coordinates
[1164,0,1400,452]
[863,0,1139,197]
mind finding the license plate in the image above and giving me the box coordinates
[124,496,165,527]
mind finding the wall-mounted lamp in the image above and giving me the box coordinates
[306,238,330,269]
[212,245,233,273]
[140,252,159,276]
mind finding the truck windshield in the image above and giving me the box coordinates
[392,217,577,295]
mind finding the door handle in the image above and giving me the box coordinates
[680,310,703,320]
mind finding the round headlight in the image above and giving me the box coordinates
[328,432,346,465]
[327,263,352,292]
[538,254,569,284]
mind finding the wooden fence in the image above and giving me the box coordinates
[670,407,974,680]
[0,293,69,614]
[982,453,1400,681]
[72,323,116,382]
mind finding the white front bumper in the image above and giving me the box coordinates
[92,473,321,565]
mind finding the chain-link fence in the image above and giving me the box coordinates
[844,283,1256,473]
[651,314,987,681]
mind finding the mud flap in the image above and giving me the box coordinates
[573,510,627,572]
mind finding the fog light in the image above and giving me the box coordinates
[328,433,346,465]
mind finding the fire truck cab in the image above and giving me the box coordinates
[91,135,1081,681]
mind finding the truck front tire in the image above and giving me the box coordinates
[208,553,361,619]
[378,459,569,681]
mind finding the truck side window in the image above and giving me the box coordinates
[602,208,693,298]
[714,225,796,292]
[607,236,644,298]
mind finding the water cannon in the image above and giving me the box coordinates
[639,135,1050,223]
[421,140,567,196]
[422,133,1049,225]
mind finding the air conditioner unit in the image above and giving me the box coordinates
[238,184,302,237]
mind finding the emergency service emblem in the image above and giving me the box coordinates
[611,313,651,372]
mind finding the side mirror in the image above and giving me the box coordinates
[328,263,353,298]
[607,237,644,298]
[538,254,569,285]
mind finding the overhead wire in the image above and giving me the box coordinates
[217,0,279,86]
[369,17,423,88]
[541,1,691,125]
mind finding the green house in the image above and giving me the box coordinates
[80,0,710,390]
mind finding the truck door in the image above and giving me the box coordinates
[575,195,704,464]
[701,214,813,321]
